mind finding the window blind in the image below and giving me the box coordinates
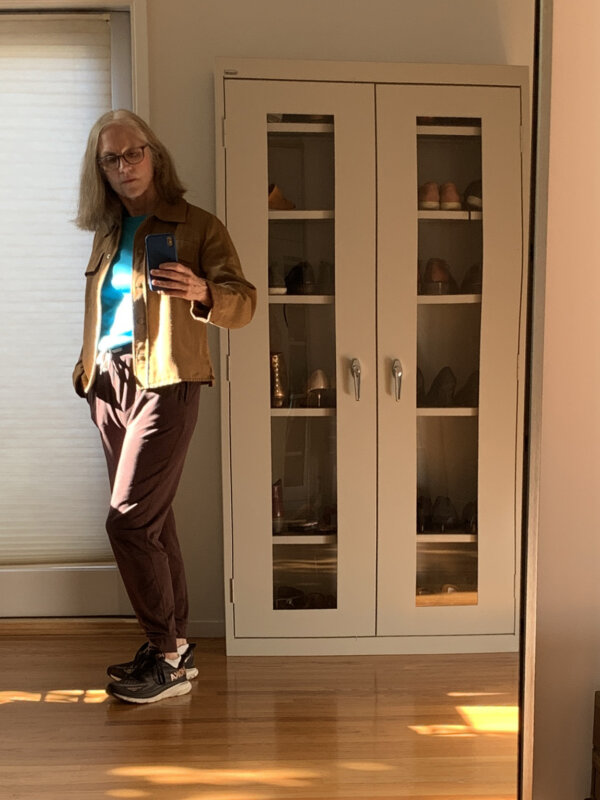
[0,15,115,565]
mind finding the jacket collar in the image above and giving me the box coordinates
[152,197,188,224]
[103,197,188,238]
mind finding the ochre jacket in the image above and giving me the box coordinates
[73,198,256,394]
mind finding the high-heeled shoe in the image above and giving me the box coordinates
[270,353,288,408]
[420,258,458,295]
[268,184,295,210]
[424,366,457,407]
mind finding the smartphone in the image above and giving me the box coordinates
[145,233,177,291]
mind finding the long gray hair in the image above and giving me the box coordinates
[75,109,186,232]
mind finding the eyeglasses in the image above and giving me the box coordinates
[97,144,149,172]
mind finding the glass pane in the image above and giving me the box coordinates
[415,116,482,607]
[267,113,337,611]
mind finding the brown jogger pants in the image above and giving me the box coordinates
[88,350,201,653]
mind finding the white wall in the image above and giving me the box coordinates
[532,1,600,796]
[142,0,535,633]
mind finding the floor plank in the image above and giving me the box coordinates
[0,624,518,799]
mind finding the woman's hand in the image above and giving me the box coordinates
[150,262,213,307]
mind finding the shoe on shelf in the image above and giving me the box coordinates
[417,494,432,532]
[306,368,331,408]
[274,585,307,610]
[460,262,483,294]
[107,651,191,704]
[268,183,295,210]
[464,179,482,210]
[416,367,426,407]
[431,496,459,532]
[440,182,462,210]
[420,258,458,295]
[418,181,440,210]
[424,366,457,407]
[268,263,287,295]
[107,641,199,681]
[462,501,478,535]
[285,260,317,294]
[270,352,289,408]
[454,370,479,408]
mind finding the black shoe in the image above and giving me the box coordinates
[424,366,457,407]
[179,643,199,680]
[107,652,191,704]
[108,641,198,681]
[454,370,479,407]
[107,641,156,681]
[431,496,459,532]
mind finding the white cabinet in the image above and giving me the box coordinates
[216,59,529,655]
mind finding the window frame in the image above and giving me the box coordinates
[0,0,149,118]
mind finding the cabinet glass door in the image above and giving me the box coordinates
[376,84,524,636]
[224,80,377,638]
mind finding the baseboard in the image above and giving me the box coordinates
[187,618,225,638]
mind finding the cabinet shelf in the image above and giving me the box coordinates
[273,533,337,545]
[268,294,335,305]
[271,408,336,417]
[268,122,334,134]
[417,533,477,543]
[417,125,481,137]
[417,294,481,305]
[269,210,334,220]
[418,210,482,221]
[417,407,478,417]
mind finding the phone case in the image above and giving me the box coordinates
[145,233,177,291]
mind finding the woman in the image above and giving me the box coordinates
[73,109,256,704]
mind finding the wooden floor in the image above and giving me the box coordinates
[0,621,519,800]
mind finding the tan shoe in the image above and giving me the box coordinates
[268,184,295,210]
[440,182,462,210]
[420,258,458,295]
[418,181,440,210]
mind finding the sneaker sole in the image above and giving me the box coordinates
[418,201,440,210]
[109,679,192,704]
[109,667,199,682]
[440,202,462,210]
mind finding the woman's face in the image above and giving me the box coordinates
[97,123,157,215]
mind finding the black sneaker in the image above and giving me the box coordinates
[179,643,199,680]
[107,641,156,681]
[108,641,199,681]
[107,652,191,704]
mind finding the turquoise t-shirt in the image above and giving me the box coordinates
[97,214,146,351]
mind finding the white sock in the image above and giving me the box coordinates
[164,655,181,669]
[177,643,188,656]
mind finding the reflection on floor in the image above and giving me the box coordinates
[0,622,518,799]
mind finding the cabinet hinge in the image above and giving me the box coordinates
[229,577,235,604]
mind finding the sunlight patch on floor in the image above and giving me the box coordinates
[457,705,519,734]
[409,704,518,737]
[110,765,320,789]
[341,761,395,772]
[0,688,108,704]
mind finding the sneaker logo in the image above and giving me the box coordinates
[171,667,186,681]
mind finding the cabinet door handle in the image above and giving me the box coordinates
[392,359,403,401]
[351,358,361,401]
